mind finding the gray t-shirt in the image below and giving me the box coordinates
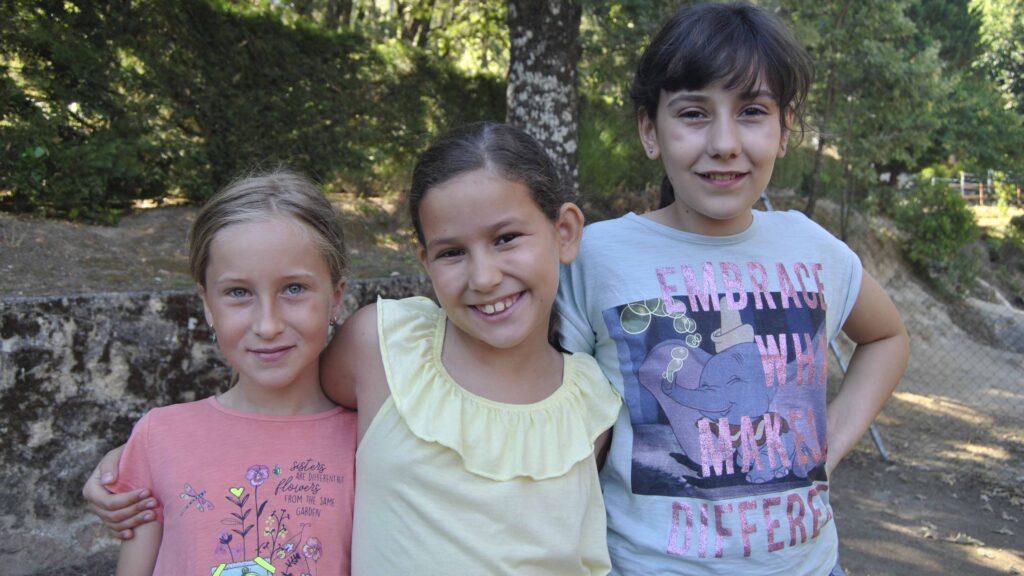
[557,210,862,575]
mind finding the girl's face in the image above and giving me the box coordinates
[639,79,788,235]
[201,216,344,394]
[416,168,582,355]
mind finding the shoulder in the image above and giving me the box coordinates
[138,398,212,427]
[758,210,835,237]
[574,214,645,265]
[377,296,439,319]
[756,210,854,252]
[342,297,439,343]
[581,214,637,243]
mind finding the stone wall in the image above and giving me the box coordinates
[0,275,430,575]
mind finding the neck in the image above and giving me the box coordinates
[440,323,564,404]
[646,203,754,236]
[217,372,336,416]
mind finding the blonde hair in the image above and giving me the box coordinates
[188,169,348,288]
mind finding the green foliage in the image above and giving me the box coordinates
[894,181,980,296]
[0,0,504,221]
[789,0,949,196]
[1010,214,1024,235]
[578,0,685,107]
[908,0,983,71]
[770,144,814,192]
[0,1,170,222]
[577,97,660,217]
[973,0,1024,113]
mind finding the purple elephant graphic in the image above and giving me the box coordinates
[637,298,824,485]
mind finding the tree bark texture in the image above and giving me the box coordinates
[506,0,582,194]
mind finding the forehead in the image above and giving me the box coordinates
[207,217,324,269]
[419,169,546,240]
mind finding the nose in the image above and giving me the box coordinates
[707,116,741,158]
[468,252,502,292]
[253,298,284,339]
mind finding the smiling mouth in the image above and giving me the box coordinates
[474,293,521,315]
[250,346,293,360]
[698,172,747,181]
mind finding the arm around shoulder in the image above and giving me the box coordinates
[827,271,910,475]
[320,303,381,409]
[116,519,162,575]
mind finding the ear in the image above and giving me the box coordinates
[199,284,215,330]
[330,279,347,321]
[554,202,585,265]
[638,111,660,160]
[416,245,429,272]
[778,110,794,157]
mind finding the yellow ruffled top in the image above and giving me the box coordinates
[377,296,621,482]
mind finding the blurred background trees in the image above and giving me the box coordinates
[2,0,1022,227]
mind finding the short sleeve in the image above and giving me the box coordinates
[557,259,596,355]
[110,411,164,522]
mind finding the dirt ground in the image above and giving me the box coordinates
[2,200,1022,575]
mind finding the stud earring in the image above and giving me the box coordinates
[210,328,217,343]
[329,316,338,327]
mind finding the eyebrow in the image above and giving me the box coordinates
[210,271,318,285]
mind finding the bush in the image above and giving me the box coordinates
[0,2,169,222]
[1010,214,1024,236]
[0,0,505,221]
[894,181,980,296]
[576,98,661,220]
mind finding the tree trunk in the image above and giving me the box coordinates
[506,0,582,194]
[805,61,835,219]
[402,0,435,48]
[840,163,852,241]
[292,0,314,18]
[804,0,853,218]
[324,0,352,30]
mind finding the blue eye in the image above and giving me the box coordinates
[285,284,306,296]
[227,287,249,298]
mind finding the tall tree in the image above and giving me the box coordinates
[785,0,947,221]
[506,0,582,192]
[973,0,1024,113]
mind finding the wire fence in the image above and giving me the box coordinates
[868,276,1024,484]
[762,192,1024,484]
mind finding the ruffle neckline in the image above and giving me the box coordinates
[377,297,621,481]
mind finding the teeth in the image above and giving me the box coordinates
[705,173,739,180]
[479,296,515,315]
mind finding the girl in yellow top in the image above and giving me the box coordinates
[84,122,620,574]
[322,122,620,574]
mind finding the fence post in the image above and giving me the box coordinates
[760,191,890,461]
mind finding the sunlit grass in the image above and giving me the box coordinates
[971,205,1024,237]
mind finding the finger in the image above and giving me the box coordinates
[84,478,150,513]
[103,507,158,533]
[98,445,124,483]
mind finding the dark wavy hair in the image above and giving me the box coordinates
[408,121,574,246]
[631,2,814,207]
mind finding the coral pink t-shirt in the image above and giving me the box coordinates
[114,396,356,576]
